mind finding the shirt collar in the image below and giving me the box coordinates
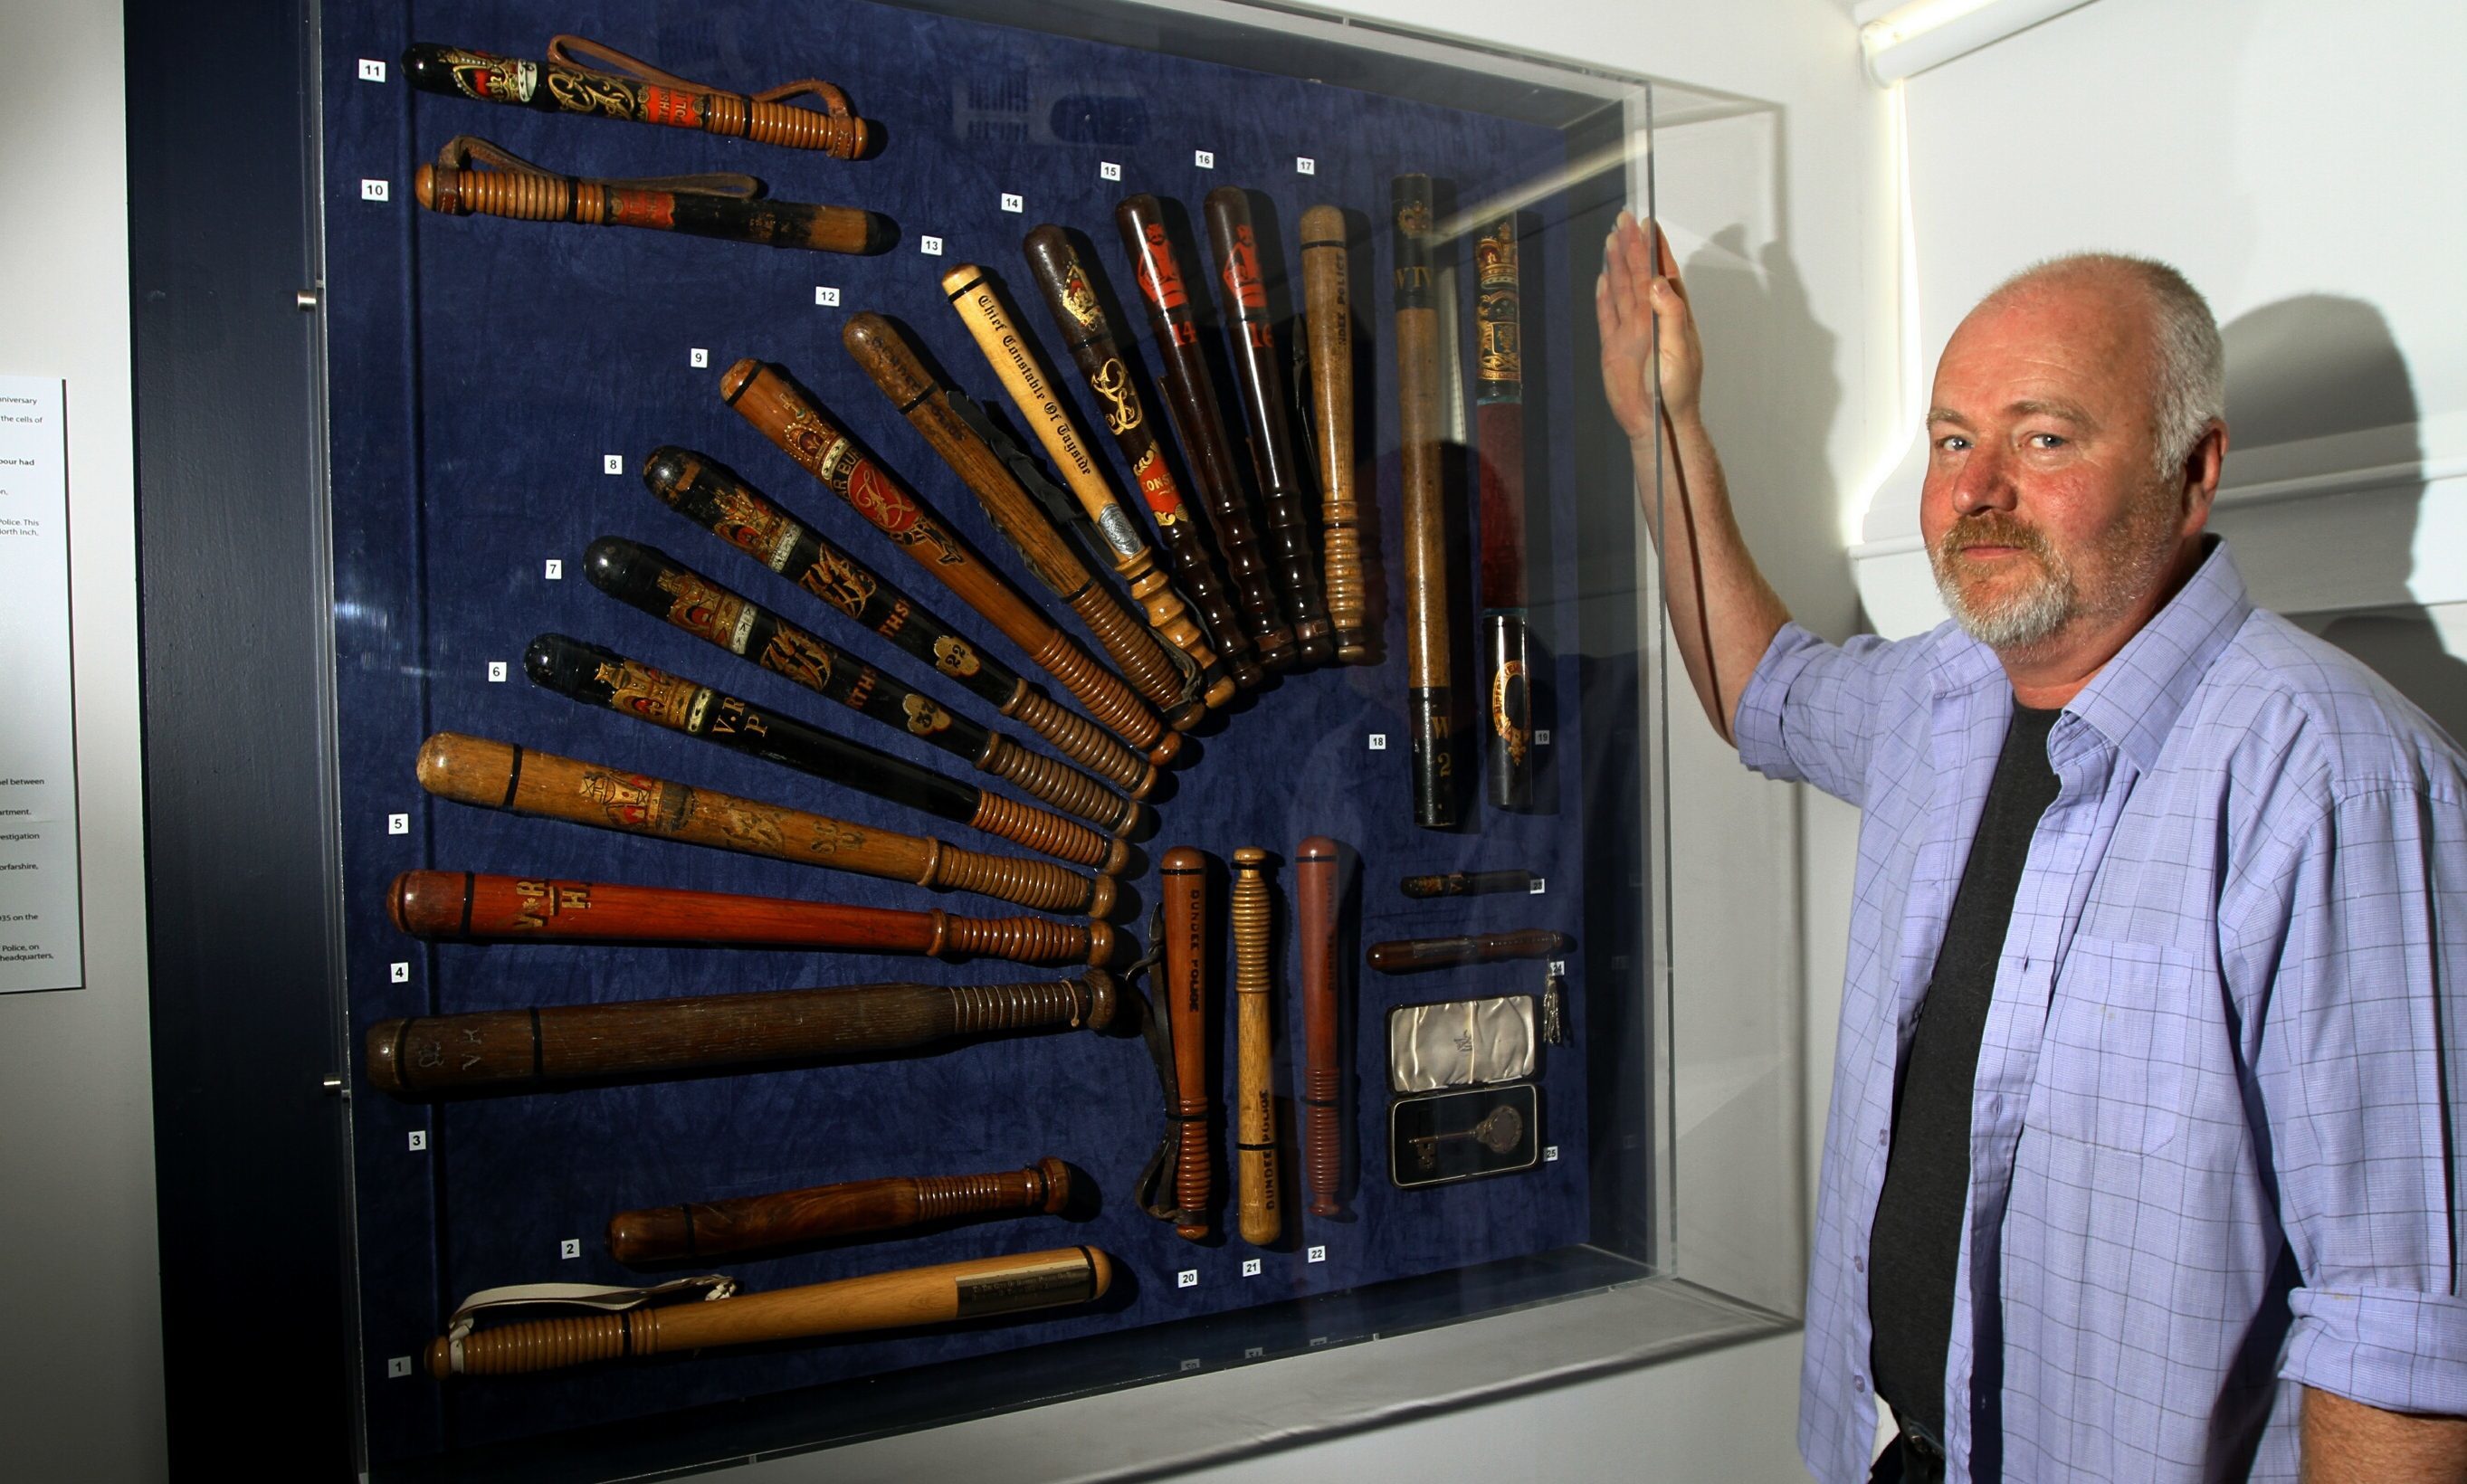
[1928,537,2253,775]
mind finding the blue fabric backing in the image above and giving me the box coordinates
[322,0,1607,1461]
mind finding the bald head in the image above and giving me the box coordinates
[1972,252,2224,478]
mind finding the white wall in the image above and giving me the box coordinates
[1851,0,2467,652]
[0,4,167,1479]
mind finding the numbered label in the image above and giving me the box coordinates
[358,59,387,83]
[388,961,409,984]
[1193,149,1215,169]
[1529,878,1548,894]
[919,235,945,256]
[407,1130,427,1152]
[386,813,409,835]
[386,1356,413,1378]
[602,453,623,475]
[360,179,390,202]
[1176,1269,1198,1289]
[1310,1336,1329,1348]
[1367,733,1387,751]
[543,558,563,580]
[1306,1245,1327,1263]
[1000,192,1024,213]
[1544,1146,1561,1163]
[1242,1258,1262,1278]
[1179,1358,1201,1373]
[487,661,508,683]
[1296,157,1317,176]
[1244,1345,1264,1359]
[1535,728,1553,746]
[1100,161,1122,181]
[815,286,841,307]
[559,1239,581,1259]
[1549,958,1567,975]
[689,347,709,368]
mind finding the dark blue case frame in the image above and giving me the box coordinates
[137,2,1655,1478]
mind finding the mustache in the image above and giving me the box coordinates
[1938,512,2052,562]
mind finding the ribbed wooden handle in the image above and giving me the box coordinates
[740,96,868,157]
[1063,580,1195,729]
[1231,848,1281,1246]
[1299,205,1373,663]
[980,734,1140,836]
[967,790,1128,875]
[1023,624,1181,769]
[1001,682,1157,799]
[607,1156,1069,1262]
[924,836,1114,917]
[1296,837,1344,1216]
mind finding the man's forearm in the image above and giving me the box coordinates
[2302,1384,2467,1482]
[1635,409,1790,744]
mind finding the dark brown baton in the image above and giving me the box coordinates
[721,360,1181,767]
[386,870,1114,966]
[1161,845,1213,1240]
[839,312,1202,730]
[607,1157,1071,1263]
[941,264,1235,709]
[1473,214,1532,810]
[426,1248,1111,1378]
[367,971,1116,1096]
[1205,187,1333,663]
[414,732,1113,917]
[412,135,891,254]
[642,448,1158,800]
[1295,836,1345,1216]
[1367,928,1569,974]
[1393,175,1455,826]
[523,634,1129,874]
[1398,869,1535,899]
[1115,195,1298,670]
[1298,205,1376,662]
[400,38,872,157]
[1018,225,1262,690]
[585,537,1138,836]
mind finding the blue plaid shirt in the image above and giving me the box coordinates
[1739,541,2467,1482]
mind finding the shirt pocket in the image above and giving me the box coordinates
[2026,935,2200,1154]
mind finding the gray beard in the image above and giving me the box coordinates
[1932,543,2076,650]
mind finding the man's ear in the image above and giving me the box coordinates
[2180,419,2228,532]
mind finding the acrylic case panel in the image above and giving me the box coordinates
[312,1,1788,1476]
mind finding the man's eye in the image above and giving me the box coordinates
[2027,433,2068,450]
[1935,434,1970,452]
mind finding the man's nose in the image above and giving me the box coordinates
[1951,442,2016,515]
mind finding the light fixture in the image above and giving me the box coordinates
[1855,0,2100,86]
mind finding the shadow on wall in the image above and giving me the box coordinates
[2217,294,2467,747]
[1684,230,1854,642]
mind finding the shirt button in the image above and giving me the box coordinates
[1853,1374,1867,1394]
[1877,1128,1890,1146]
[1854,1255,1866,1273]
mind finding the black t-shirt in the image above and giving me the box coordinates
[1868,701,2062,1441]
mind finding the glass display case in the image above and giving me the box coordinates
[132,1,1803,1478]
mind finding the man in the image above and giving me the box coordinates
[1596,213,2467,1482]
